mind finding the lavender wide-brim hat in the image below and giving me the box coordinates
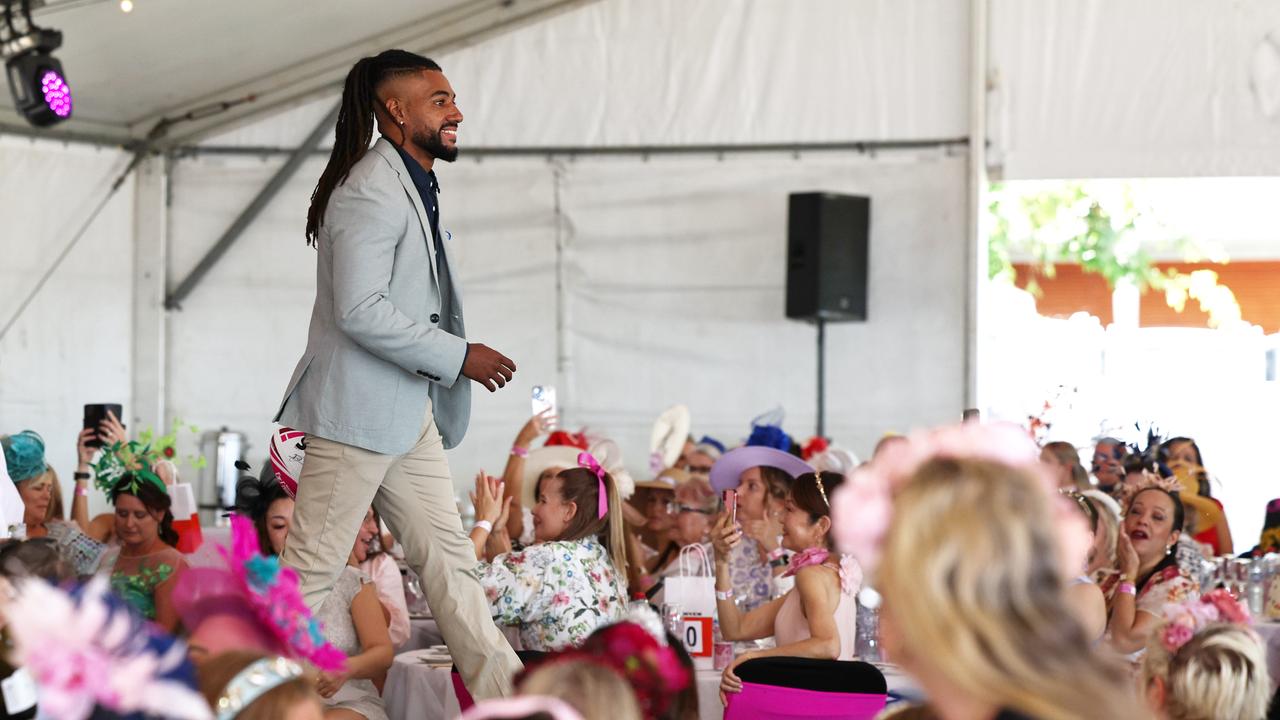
[709,446,814,493]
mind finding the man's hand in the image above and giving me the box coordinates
[462,343,516,392]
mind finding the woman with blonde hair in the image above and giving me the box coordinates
[833,423,1145,720]
[517,660,642,720]
[198,650,325,720]
[1138,591,1269,720]
[472,453,630,651]
[1041,441,1089,491]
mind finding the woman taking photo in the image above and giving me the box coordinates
[709,446,813,612]
[713,472,858,700]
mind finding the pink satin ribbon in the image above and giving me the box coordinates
[578,452,608,519]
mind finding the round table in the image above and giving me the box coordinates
[384,649,460,720]
[1255,620,1280,690]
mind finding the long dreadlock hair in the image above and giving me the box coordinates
[305,50,442,244]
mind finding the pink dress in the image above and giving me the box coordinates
[772,564,859,660]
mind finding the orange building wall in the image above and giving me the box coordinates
[1011,261,1280,333]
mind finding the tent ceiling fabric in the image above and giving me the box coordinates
[200,0,971,151]
[0,0,596,145]
[989,0,1280,179]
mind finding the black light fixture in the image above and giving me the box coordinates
[2,0,72,127]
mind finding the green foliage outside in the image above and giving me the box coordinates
[987,181,1241,327]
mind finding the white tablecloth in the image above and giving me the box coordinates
[1255,620,1280,690]
[385,649,460,720]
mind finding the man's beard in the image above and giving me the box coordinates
[412,126,458,163]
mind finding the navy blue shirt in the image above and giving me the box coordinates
[390,140,444,255]
[389,140,454,331]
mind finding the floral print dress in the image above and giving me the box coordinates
[725,537,774,612]
[477,538,627,651]
[1136,564,1199,616]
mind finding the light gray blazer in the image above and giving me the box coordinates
[275,138,470,455]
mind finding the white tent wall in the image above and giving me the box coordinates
[989,0,1280,179]
[0,138,135,517]
[164,146,967,492]
[203,0,971,150]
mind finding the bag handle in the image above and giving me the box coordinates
[678,543,712,577]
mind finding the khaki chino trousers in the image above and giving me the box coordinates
[281,402,521,700]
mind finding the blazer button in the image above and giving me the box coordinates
[430,313,440,323]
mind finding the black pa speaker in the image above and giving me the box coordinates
[785,192,870,322]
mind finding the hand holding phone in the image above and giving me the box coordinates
[83,403,123,449]
[723,490,737,526]
[531,385,557,420]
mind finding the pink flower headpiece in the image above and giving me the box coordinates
[220,513,346,671]
[1116,470,1183,513]
[4,576,212,720]
[1158,588,1252,654]
[830,422,1090,580]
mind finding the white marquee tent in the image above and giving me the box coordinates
[3,0,1280,518]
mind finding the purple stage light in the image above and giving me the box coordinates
[39,69,72,118]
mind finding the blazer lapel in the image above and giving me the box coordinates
[370,138,439,285]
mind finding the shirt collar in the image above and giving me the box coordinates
[387,138,440,193]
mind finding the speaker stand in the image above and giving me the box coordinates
[816,317,826,439]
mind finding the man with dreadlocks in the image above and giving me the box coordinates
[274,49,522,698]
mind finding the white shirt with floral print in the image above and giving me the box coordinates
[477,538,627,651]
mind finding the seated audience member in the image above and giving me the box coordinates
[1091,436,1128,494]
[1,427,73,540]
[5,575,210,719]
[1139,591,1270,720]
[714,472,859,699]
[516,620,691,720]
[1082,490,1121,589]
[1041,441,1089,491]
[833,424,1144,719]
[683,437,724,479]
[632,469,718,588]
[665,475,718,560]
[238,448,408,652]
[198,651,325,720]
[356,507,410,648]
[1060,491,1107,642]
[236,462,296,557]
[1107,478,1200,656]
[632,468,684,563]
[1161,436,1232,556]
[313,507,394,720]
[1244,498,1280,557]
[709,440,813,612]
[470,454,629,651]
[173,514,344,671]
[90,439,188,631]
